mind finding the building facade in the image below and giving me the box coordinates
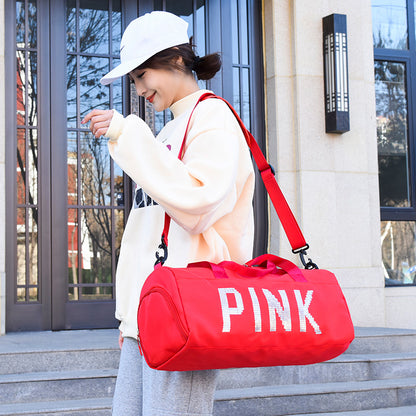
[0,0,414,333]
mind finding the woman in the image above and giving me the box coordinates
[82,11,255,416]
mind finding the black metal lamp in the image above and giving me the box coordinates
[323,13,350,134]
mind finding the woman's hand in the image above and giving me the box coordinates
[81,109,114,138]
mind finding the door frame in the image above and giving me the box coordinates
[5,0,53,331]
[50,0,137,330]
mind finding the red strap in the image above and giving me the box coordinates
[161,92,308,254]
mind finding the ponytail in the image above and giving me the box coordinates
[191,53,222,80]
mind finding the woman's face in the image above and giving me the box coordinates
[129,67,190,112]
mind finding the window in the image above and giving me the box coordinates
[15,0,40,303]
[66,0,124,302]
[372,0,416,285]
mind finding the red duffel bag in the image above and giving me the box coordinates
[137,93,354,371]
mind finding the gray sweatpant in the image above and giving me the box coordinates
[112,337,218,416]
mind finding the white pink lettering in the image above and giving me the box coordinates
[262,289,291,332]
[294,290,321,334]
[248,287,262,332]
[218,288,244,333]
[218,288,321,334]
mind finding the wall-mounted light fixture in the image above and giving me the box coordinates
[323,13,350,134]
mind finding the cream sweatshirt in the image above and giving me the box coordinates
[106,89,255,339]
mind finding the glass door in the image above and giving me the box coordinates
[50,0,134,329]
[6,0,266,331]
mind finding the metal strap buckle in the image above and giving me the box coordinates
[299,249,319,270]
[154,236,168,266]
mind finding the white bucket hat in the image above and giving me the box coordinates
[100,11,189,85]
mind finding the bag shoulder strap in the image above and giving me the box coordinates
[155,92,310,266]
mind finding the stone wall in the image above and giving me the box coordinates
[263,0,386,327]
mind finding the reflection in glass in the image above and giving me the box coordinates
[375,61,409,207]
[112,0,122,55]
[16,51,26,125]
[16,129,38,207]
[28,0,37,49]
[79,55,110,119]
[68,208,79,298]
[196,2,207,90]
[415,0,416,42]
[15,0,39,304]
[196,2,205,57]
[372,0,408,49]
[68,286,79,301]
[79,0,109,54]
[67,131,78,205]
[16,1,25,45]
[233,67,240,115]
[113,76,123,114]
[16,208,26,288]
[28,207,38,291]
[231,0,239,64]
[242,67,250,130]
[239,0,249,65]
[155,111,166,136]
[80,132,111,206]
[115,209,124,261]
[81,286,112,300]
[29,288,38,301]
[28,129,38,205]
[114,164,124,207]
[66,0,76,52]
[382,221,416,285]
[231,0,251,128]
[17,129,26,205]
[17,288,26,302]
[81,209,112,287]
[67,54,77,128]
[16,50,38,127]
[27,51,38,127]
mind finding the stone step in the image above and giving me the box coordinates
[3,348,416,388]
[1,400,415,416]
[214,377,416,416]
[1,353,415,413]
[0,348,120,375]
[0,398,112,416]
[0,329,120,375]
[0,369,117,405]
[1,327,415,376]
[347,327,416,354]
[295,405,416,416]
[217,352,416,389]
[0,329,119,354]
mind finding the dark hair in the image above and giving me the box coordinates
[135,42,221,81]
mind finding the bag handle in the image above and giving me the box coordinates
[155,93,316,268]
[187,254,307,282]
